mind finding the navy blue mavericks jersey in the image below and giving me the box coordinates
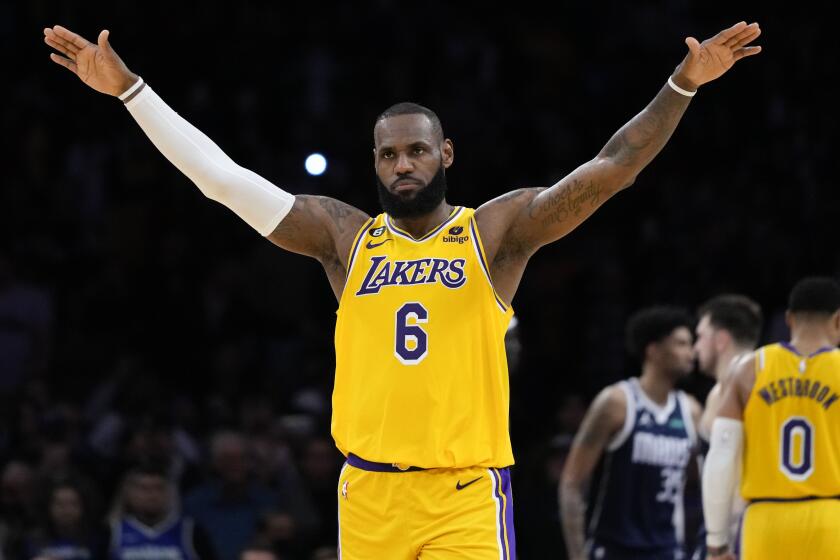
[690,436,710,560]
[587,378,697,559]
[110,515,198,560]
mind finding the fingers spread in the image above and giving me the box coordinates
[98,29,111,49]
[52,25,90,50]
[734,46,762,61]
[724,23,761,48]
[685,36,701,56]
[49,52,78,74]
[44,36,75,60]
[44,27,79,55]
[714,21,748,44]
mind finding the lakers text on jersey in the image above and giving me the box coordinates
[332,207,514,469]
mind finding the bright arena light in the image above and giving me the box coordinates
[305,153,327,176]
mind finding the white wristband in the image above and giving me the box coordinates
[118,76,145,101]
[667,76,696,97]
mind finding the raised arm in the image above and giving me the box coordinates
[44,25,369,298]
[560,385,627,560]
[477,21,761,289]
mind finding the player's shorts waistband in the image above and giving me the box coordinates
[346,453,427,472]
[748,494,840,504]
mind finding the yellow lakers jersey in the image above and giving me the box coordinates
[742,343,840,500]
[332,206,515,469]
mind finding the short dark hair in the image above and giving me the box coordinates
[376,102,444,141]
[697,294,763,347]
[788,276,840,315]
[626,306,694,357]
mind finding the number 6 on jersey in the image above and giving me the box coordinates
[395,302,428,365]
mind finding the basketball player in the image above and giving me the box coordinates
[44,22,760,559]
[691,295,762,560]
[560,306,701,560]
[703,277,840,559]
[108,464,216,560]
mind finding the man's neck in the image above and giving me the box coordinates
[133,512,167,528]
[390,201,454,239]
[638,366,674,406]
[714,345,753,382]
[789,328,835,356]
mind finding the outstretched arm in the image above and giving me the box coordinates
[480,21,761,266]
[560,385,626,560]
[44,26,369,292]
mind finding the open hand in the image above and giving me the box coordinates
[674,21,761,90]
[44,25,137,97]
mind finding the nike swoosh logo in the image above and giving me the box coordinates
[366,239,392,249]
[456,477,482,491]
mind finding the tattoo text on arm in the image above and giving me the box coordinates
[528,178,603,228]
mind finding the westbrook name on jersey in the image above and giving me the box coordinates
[743,343,840,500]
[332,207,514,469]
[588,378,697,560]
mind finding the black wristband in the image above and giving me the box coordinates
[707,543,729,555]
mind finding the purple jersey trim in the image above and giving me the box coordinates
[345,218,375,279]
[468,218,508,312]
[779,341,837,358]
[386,207,463,242]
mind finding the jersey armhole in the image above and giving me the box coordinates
[468,216,512,314]
[677,391,699,446]
[344,217,375,280]
[607,382,635,451]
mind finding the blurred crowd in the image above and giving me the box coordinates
[2,1,837,558]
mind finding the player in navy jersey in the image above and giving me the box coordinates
[561,306,701,560]
[107,464,216,560]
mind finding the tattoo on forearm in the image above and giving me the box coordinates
[602,83,691,168]
[560,481,589,557]
[528,179,602,228]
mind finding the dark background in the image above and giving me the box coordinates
[2,1,837,558]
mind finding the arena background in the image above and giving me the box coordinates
[1,1,836,558]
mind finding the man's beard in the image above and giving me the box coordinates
[377,164,447,218]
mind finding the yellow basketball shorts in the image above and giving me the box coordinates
[739,498,840,559]
[337,455,516,559]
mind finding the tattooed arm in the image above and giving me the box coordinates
[476,21,760,301]
[268,196,370,299]
[560,385,627,560]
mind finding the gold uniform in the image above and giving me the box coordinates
[740,343,840,558]
[332,207,517,559]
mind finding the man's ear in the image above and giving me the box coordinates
[441,139,454,169]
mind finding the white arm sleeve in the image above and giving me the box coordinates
[123,80,295,236]
[702,417,744,548]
